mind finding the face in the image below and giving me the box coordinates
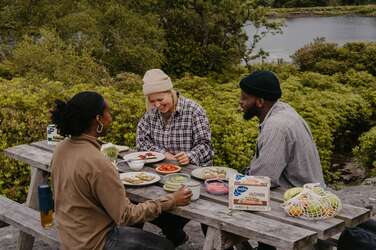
[97,100,112,136]
[148,92,174,113]
[239,91,261,120]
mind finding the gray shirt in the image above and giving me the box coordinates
[246,101,325,188]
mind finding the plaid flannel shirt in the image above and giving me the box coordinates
[136,96,213,166]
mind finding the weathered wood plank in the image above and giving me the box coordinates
[0,196,59,249]
[4,144,51,173]
[30,141,56,152]
[126,184,317,250]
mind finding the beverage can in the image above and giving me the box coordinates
[47,124,58,145]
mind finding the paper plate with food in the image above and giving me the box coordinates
[155,163,181,174]
[191,167,238,180]
[119,172,160,186]
[123,151,165,164]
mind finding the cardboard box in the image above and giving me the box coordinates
[229,174,271,211]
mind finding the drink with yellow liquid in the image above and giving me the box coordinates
[38,185,54,228]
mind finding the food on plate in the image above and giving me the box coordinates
[163,173,190,192]
[157,163,179,172]
[135,172,155,181]
[121,176,144,184]
[138,152,157,160]
[121,172,155,184]
[156,163,181,174]
[202,168,226,179]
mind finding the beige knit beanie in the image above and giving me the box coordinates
[142,69,173,96]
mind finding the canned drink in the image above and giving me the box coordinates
[47,124,58,145]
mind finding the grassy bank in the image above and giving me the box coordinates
[268,5,376,18]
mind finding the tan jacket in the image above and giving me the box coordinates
[51,135,175,250]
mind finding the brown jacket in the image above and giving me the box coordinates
[51,135,175,250]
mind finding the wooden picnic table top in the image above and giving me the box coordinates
[3,140,372,250]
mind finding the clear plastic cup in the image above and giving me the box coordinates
[186,180,201,201]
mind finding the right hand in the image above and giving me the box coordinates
[172,186,192,206]
[164,152,176,161]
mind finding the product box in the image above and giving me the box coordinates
[229,174,271,211]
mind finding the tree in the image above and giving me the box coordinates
[150,0,283,76]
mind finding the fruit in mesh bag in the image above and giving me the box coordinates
[305,202,323,217]
[312,186,326,196]
[288,205,304,217]
[283,187,303,201]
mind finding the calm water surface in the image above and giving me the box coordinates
[245,16,376,62]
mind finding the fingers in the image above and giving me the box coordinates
[175,152,189,165]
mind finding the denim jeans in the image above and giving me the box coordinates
[104,226,174,250]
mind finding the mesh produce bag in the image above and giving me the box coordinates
[282,183,342,220]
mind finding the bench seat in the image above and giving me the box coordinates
[0,196,59,249]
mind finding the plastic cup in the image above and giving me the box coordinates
[186,180,201,201]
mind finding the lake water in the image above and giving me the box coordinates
[244,16,376,62]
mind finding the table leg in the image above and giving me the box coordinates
[203,226,217,250]
[16,167,48,250]
[203,226,252,250]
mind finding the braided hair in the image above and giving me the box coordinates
[50,91,105,137]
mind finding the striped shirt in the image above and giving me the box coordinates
[136,96,213,166]
[245,101,325,188]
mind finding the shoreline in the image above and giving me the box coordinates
[267,5,376,18]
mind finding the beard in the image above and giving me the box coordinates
[243,106,260,121]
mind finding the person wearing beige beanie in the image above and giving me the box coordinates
[137,68,213,166]
[136,69,214,246]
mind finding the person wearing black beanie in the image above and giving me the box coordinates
[239,70,325,188]
[239,71,325,249]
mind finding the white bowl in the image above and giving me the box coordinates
[127,159,145,171]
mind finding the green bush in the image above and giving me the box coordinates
[1,67,375,201]
[292,40,376,76]
[353,126,376,177]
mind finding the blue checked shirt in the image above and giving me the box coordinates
[136,96,213,166]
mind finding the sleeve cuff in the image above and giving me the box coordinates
[187,152,199,166]
[158,194,176,211]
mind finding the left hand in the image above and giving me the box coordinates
[174,152,190,165]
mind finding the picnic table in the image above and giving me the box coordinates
[3,140,372,250]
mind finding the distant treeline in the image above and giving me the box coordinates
[259,0,376,7]
[0,1,283,78]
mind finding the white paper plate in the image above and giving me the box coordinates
[191,167,238,180]
[123,151,165,164]
[119,172,160,186]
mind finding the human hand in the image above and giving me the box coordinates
[174,152,190,165]
[172,186,192,206]
[164,152,176,161]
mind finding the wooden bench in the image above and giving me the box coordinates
[0,195,59,249]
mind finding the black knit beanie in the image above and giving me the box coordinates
[239,71,282,101]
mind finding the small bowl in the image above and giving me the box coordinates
[205,178,229,195]
[127,159,145,171]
